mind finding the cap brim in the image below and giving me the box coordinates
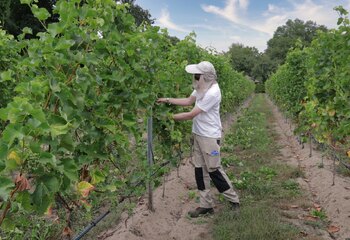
[185,64,203,74]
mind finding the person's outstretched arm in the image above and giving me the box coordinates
[157,95,196,106]
[173,106,202,121]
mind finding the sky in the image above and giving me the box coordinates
[135,0,350,53]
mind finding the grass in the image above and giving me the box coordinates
[214,204,299,240]
[213,94,322,240]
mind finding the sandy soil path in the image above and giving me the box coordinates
[266,96,350,240]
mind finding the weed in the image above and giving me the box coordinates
[282,179,299,191]
[188,190,196,200]
[310,209,327,221]
[221,155,241,167]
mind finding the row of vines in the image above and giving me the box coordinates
[0,0,255,238]
[265,6,350,164]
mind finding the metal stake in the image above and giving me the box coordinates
[309,133,312,157]
[147,116,154,211]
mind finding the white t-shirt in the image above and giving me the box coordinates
[191,83,222,138]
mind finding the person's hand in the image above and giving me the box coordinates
[157,98,168,104]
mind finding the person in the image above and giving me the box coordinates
[157,61,240,218]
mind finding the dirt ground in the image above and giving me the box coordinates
[267,97,350,240]
[99,96,350,240]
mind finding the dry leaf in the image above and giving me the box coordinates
[62,226,73,237]
[313,203,322,211]
[77,181,94,198]
[45,205,53,216]
[304,215,318,221]
[15,174,31,191]
[327,225,340,233]
[290,205,299,209]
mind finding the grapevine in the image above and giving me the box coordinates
[0,0,254,237]
[266,6,350,168]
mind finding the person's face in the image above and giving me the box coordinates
[194,74,202,81]
[193,74,203,90]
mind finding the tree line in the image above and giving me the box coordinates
[226,19,327,87]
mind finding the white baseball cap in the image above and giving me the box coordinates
[185,61,216,75]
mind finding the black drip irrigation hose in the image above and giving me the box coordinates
[71,160,171,240]
[72,210,110,240]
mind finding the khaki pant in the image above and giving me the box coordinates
[193,134,239,208]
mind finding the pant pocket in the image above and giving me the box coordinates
[206,150,220,170]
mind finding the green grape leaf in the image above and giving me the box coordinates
[0,177,14,201]
[31,5,51,21]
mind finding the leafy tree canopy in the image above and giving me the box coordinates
[251,54,275,83]
[226,43,260,77]
[117,0,154,26]
[265,19,327,67]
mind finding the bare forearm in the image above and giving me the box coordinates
[157,97,201,121]
[157,96,195,106]
[173,107,202,121]
[173,112,193,121]
[168,98,193,106]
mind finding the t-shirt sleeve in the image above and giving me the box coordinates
[197,93,218,112]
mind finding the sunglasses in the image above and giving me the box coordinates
[194,74,202,81]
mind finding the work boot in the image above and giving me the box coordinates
[229,202,240,211]
[188,207,214,218]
